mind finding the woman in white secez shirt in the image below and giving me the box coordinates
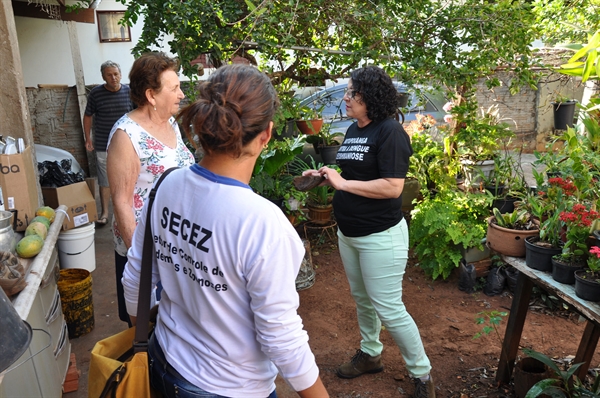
[122,64,329,398]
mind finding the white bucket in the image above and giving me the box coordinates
[57,223,96,272]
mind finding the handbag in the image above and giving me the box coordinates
[88,168,178,398]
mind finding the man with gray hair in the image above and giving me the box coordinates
[84,60,134,226]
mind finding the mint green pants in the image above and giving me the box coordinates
[337,219,432,378]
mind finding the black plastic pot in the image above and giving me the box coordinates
[524,236,562,272]
[319,145,340,165]
[551,258,585,285]
[0,287,33,373]
[492,196,518,214]
[574,270,600,302]
[552,101,576,131]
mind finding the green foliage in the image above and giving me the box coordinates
[409,132,459,193]
[410,189,493,280]
[522,348,600,398]
[532,0,600,46]
[492,208,534,230]
[116,0,538,97]
[556,29,600,82]
[473,310,508,342]
[250,136,305,199]
[447,98,515,162]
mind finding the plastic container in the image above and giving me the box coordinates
[57,268,95,338]
[57,222,96,272]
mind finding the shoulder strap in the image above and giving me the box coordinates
[134,167,179,351]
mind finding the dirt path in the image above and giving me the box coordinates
[293,239,598,398]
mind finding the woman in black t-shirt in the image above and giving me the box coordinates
[303,66,434,398]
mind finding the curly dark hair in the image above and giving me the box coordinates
[129,52,180,107]
[350,66,401,122]
[178,64,278,158]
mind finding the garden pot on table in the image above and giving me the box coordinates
[551,258,585,285]
[574,270,600,302]
[524,236,562,272]
[486,217,539,257]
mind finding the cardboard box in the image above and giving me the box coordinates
[42,181,98,230]
[85,178,96,200]
[0,146,41,231]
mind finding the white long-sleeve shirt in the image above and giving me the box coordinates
[122,164,319,396]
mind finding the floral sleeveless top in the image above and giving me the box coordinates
[107,114,195,256]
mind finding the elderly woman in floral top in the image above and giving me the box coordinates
[107,52,195,326]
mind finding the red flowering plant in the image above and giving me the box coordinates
[555,203,599,265]
[586,246,600,280]
[526,177,576,248]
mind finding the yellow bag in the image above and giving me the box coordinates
[88,168,176,398]
[88,326,160,398]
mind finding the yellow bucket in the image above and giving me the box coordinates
[57,268,94,338]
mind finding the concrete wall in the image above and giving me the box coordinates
[15,0,176,87]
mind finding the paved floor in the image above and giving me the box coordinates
[63,153,542,397]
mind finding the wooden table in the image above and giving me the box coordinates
[497,256,600,384]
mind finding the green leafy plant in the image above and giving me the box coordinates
[410,189,494,279]
[288,156,336,207]
[250,136,305,200]
[522,348,600,398]
[409,131,459,194]
[446,99,515,162]
[473,310,508,341]
[492,208,536,230]
[555,204,599,265]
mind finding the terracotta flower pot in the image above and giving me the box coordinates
[296,119,323,135]
[485,217,539,257]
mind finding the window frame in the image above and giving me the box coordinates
[96,11,131,43]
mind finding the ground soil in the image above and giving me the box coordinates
[65,213,600,398]
[290,232,600,398]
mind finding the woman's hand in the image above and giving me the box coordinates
[318,166,344,190]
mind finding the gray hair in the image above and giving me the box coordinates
[100,60,121,75]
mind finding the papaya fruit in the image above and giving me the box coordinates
[35,206,55,223]
[16,235,44,258]
[31,216,51,230]
[25,222,48,240]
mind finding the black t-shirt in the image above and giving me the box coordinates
[333,117,413,237]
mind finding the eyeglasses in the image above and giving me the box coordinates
[343,88,357,99]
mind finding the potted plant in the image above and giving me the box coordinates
[410,189,494,280]
[295,101,325,136]
[521,348,600,398]
[486,207,539,257]
[574,245,600,302]
[445,99,515,187]
[551,93,577,131]
[551,204,598,284]
[304,127,345,165]
[250,136,306,206]
[482,150,529,213]
[289,156,336,224]
[522,178,570,271]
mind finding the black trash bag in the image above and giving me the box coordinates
[484,267,507,296]
[505,266,519,293]
[458,259,477,293]
[38,160,85,188]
